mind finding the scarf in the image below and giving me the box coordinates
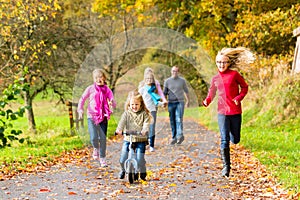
[147,85,161,105]
[92,83,111,125]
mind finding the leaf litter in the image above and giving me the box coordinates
[0,118,299,199]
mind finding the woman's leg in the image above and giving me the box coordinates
[149,111,157,148]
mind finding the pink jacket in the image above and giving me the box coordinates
[204,69,248,115]
[154,80,167,102]
[77,84,116,124]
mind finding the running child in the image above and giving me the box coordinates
[77,68,116,167]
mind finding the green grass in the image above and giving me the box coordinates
[0,99,117,167]
[241,115,300,192]
[1,135,84,165]
[184,103,219,132]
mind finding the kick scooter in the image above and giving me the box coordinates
[124,131,140,184]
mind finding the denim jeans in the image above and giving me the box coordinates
[87,118,107,158]
[218,114,241,149]
[149,110,157,148]
[119,141,147,173]
[168,102,184,140]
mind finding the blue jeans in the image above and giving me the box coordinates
[218,114,241,149]
[87,118,107,158]
[119,141,147,173]
[168,102,184,140]
[149,110,157,148]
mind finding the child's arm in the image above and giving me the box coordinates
[106,87,117,109]
[77,86,91,119]
[141,112,151,136]
[202,77,217,107]
[155,80,167,102]
[115,112,127,135]
[115,129,123,135]
[233,73,248,104]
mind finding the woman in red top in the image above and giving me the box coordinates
[203,47,255,177]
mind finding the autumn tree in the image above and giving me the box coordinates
[0,0,157,131]
[95,0,299,87]
[66,0,209,104]
[149,0,300,86]
[0,0,63,130]
[88,0,152,92]
[0,0,86,131]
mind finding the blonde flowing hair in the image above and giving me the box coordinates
[218,47,255,69]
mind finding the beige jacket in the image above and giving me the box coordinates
[117,109,150,142]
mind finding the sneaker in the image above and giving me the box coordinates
[140,172,147,181]
[177,136,185,144]
[119,171,125,179]
[170,139,177,145]
[92,148,99,160]
[99,158,108,167]
[149,147,155,152]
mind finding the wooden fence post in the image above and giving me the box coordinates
[65,101,84,134]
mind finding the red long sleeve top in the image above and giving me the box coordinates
[204,69,248,115]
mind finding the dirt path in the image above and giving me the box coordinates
[0,117,293,199]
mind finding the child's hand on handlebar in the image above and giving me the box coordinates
[141,131,148,136]
[115,129,122,135]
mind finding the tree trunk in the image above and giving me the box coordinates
[24,90,36,132]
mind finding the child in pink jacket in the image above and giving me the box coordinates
[77,69,116,167]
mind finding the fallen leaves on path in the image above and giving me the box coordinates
[0,120,299,199]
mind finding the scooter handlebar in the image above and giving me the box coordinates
[123,131,142,136]
[114,131,142,136]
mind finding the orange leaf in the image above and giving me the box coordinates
[68,191,77,195]
[39,188,51,192]
[185,179,195,183]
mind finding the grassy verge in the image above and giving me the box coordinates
[184,105,299,194]
[0,100,117,170]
